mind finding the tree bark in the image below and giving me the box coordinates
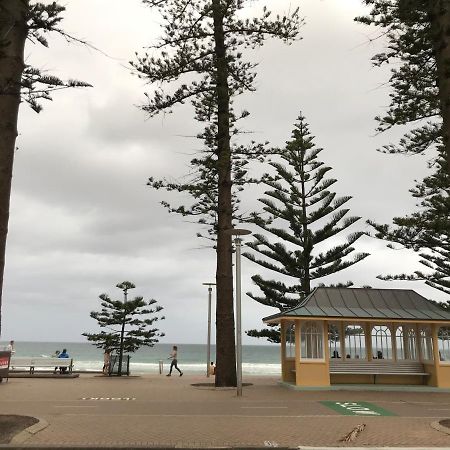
[0,0,28,333]
[212,0,237,387]
[299,151,311,296]
[430,0,450,175]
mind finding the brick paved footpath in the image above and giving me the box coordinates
[0,374,450,447]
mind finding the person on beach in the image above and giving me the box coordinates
[103,349,111,375]
[209,361,216,376]
[6,340,15,354]
[166,345,183,377]
[58,348,69,374]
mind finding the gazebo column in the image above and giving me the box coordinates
[402,326,409,359]
[391,323,397,361]
[323,320,330,363]
[280,320,295,383]
[431,324,443,387]
[294,320,301,385]
[280,321,287,381]
[339,321,345,359]
[364,322,372,361]
[434,323,450,388]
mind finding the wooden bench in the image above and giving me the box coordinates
[329,360,429,383]
[10,357,73,374]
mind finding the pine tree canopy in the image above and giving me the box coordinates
[132,0,302,236]
[369,156,450,295]
[0,1,91,113]
[355,0,441,156]
[244,114,369,341]
[82,284,165,353]
[356,0,450,181]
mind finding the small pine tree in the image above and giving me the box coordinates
[82,281,165,376]
[244,115,369,342]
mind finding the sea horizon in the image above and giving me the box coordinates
[1,341,282,376]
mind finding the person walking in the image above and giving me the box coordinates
[6,340,15,354]
[166,345,183,377]
[103,349,111,375]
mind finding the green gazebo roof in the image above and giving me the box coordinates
[263,288,450,323]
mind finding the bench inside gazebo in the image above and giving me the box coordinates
[263,287,450,388]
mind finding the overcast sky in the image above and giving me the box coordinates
[1,0,445,345]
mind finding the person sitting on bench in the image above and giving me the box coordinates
[58,349,70,374]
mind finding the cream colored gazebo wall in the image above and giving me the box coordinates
[430,324,450,388]
[277,317,450,388]
[294,319,330,387]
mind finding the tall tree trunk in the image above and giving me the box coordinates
[430,0,450,175]
[212,0,237,387]
[0,0,28,333]
[299,153,311,296]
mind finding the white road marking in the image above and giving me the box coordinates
[241,406,288,409]
[54,405,97,408]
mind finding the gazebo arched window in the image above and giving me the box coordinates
[328,323,341,359]
[438,327,450,362]
[371,325,392,360]
[420,326,434,361]
[301,321,324,359]
[395,326,406,360]
[284,322,295,358]
[344,324,366,359]
[406,326,418,360]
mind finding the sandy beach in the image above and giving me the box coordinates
[0,373,450,447]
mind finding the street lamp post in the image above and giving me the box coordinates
[226,228,251,397]
[202,282,216,378]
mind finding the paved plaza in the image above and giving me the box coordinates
[0,374,450,448]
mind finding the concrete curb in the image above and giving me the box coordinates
[9,417,49,444]
[297,448,450,450]
[1,447,450,450]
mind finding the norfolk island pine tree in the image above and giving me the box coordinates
[356,0,450,176]
[0,1,90,332]
[83,281,165,376]
[356,1,450,302]
[244,114,370,342]
[131,0,302,386]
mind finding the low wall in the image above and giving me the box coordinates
[296,361,329,386]
[331,373,424,385]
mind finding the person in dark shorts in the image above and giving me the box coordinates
[166,345,183,377]
[58,348,69,374]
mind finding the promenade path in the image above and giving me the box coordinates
[0,374,450,447]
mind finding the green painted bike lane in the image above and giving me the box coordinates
[320,401,396,416]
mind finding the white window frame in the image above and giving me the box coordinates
[328,323,341,359]
[419,326,434,362]
[438,327,450,364]
[284,321,295,359]
[300,321,324,361]
[371,324,393,360]
[343,323,366,360]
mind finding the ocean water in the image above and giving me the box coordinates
[1,342,281,375]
